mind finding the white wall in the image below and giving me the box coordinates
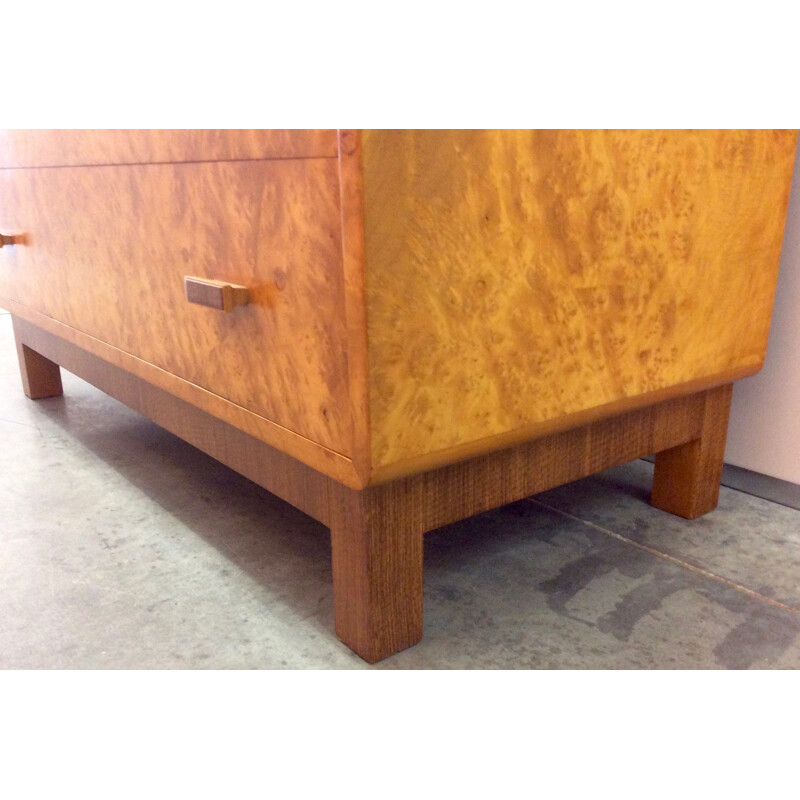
[724,144,800,485]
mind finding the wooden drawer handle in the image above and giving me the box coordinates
[0,232,28,248]
[185,276,250,313]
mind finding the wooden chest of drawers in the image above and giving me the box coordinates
[1,129,796,662]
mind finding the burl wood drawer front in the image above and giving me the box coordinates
[0,158,351,454]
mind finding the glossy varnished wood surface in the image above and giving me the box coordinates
[0,157,352,457]
[0,129,338,168]
[4,300,360,486]
[12,315,714,535]
[361,130,797,474]
[366,366,750,485]
[14,314,724,662]
[6,128,777,662]
[386,390,707,533]
[12,316,335,525]
[332,386,712,661]
[3,129,795,491]
[336,130,372,485]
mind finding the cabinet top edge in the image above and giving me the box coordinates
[0,129,340,169]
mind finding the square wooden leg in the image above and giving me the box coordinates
[13,317,63,399]
[329,483,424,663]
[651,384,733,519]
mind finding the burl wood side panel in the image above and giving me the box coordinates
[333,387,709,662]
[0,129,338,168]
[13,314,718,663]
[0,158,351,455]
[395,390,706,534]
[361,130,797,473]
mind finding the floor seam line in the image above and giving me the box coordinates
[527,497,800,619]
[0,416,40,429]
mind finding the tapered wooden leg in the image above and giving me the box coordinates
[13,317,63,399]
[329,482,424,663]
[651,384,733,519]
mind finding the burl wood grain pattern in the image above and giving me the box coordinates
[7,129,789,663]
[0,158,352,456]
[14,314,719,662]
[651,383,733,518]
[361,130,798,475]
[383,389,708,534]
[0,129,337,168]
[12,316,334,526]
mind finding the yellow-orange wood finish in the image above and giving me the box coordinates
[0,156,352,459]
[2,129,794,486]
[11,314,732,662]
[1,129,796,662]
[361,129,798,475]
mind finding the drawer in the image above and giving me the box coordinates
[0,158,351,454]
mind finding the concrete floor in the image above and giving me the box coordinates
[2,312,800,669]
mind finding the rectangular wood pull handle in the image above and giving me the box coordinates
[185,276,250,313]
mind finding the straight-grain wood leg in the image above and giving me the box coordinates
[651,384,733,519]
[12,317,63,399]
[329,482,424,663]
